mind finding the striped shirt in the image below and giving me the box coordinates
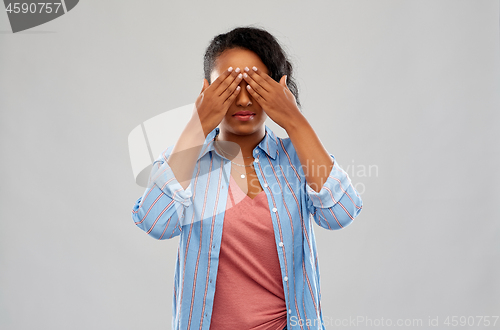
[209,174,288,329]
[131,124,363,330]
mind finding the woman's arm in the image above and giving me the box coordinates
[131,146,192,240]
[131,68,244,239]
[168,116,209,191]
[131,114,209,240]
[284,115,333,193]
[285,114,363,229]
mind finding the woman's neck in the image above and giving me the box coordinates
[216,127,265,159]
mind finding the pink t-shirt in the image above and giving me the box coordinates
[209,175,288,330]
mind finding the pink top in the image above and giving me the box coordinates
[209,175,288,330]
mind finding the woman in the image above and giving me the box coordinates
[132,26,363,330]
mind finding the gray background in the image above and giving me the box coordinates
[1,0,499,329]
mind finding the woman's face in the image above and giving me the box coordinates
[210,47,269,137]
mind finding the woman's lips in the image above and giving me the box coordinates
[233,114,255,121]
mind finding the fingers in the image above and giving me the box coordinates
[221,71,243,104]
[242,66,272,94]
[216,67,242,98]
[244,81,265,104]
[225,84,241,106]
[211,66,235,90]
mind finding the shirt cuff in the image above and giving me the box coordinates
[305,154,352,209]
[148,150,193,207]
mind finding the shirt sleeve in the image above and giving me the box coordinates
[304,153,363,230]
[131,146,193,240]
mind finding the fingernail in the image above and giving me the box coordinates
[238,73,242,79]
[243,73,248,78]
[228,67,233,72]
[244,67,249,72]
[235,67,241,73]
[252,66,258,71]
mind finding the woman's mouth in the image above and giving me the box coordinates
[233,112,256,121]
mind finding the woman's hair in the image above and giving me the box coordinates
[203,25,301,110]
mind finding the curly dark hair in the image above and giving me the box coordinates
[203,25,301,110]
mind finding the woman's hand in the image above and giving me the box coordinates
[193,67,243,136]
[241,66,303,130]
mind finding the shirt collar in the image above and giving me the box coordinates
[198,124,279,160]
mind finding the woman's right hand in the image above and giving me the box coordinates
[193,67,243,136]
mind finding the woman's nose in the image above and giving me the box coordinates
[235,82,253,107]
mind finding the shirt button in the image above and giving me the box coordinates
[278,241,284,247]
[284,276,288,282]
[272,207,277,212]
[254,158,259,163]
[212,244,216,249]
[288,309,292,314]
[263,183,268,188]
[255,150,259,153]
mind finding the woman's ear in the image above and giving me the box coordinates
[280,75,288,88]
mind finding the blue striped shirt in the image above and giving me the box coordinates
[131,124,363,330]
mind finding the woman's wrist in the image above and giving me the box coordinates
[284,111,309,134]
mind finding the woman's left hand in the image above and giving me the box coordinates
[242,66,303,130]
